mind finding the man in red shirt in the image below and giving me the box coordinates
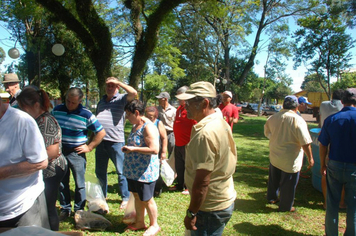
[172,86,197,195]
[218,91,239,130]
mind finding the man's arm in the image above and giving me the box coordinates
[0,159,48,180]
[75,129,106,154]
[319,143,328,176]
[302,143,314,170]
[158,121,168,160]
[184,169,212,230]
[117,81,137,102]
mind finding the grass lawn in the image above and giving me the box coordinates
[58,114,346,235]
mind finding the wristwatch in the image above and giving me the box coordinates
[186,209,197,218]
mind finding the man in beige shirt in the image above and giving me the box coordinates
[156,92,176,156]
[264,95,314,212]
[176,81,237,236]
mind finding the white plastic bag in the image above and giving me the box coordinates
[122,192,136,225]
[161,159,175,186]
[85,173,109,214]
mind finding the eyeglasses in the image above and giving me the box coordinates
[186,97,204,107]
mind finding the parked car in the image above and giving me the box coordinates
[262,105,281,116]
[235,104,243,113]
[242,103,263,114]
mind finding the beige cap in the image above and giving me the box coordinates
[175,81,216,100]
[2,73,20,84]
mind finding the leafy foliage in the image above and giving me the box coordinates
[293,11,355,97]
[332,71,356,90]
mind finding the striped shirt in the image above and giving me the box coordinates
[52,104,103,148]
[96,93,127,142]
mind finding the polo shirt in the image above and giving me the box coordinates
[173,104,196,146]
[96,93,127,142]
[52,104,103,148]
[264,109,312,173]
[185,111,237,211]
[318,106,356,163]
[157,104,176,132]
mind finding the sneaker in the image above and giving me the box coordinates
[181,189,189,195]
[59,211,71,221]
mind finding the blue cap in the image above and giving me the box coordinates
[284,95,299,107]
[298,96,312,105]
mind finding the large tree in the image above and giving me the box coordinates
[237,0,317,85]
[34,0,113,93]
[293,12,355,98]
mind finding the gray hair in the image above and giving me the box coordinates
[177,86,189,95]
[66,87,84,102]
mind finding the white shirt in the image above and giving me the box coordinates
[0,106,47,221]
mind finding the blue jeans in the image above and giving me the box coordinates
[60,150,86,212]
[95,141,130,201]
[190,202,234,236]
[326,160,356,236]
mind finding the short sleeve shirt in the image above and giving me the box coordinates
[185,111,237,211]
[0,106,47,221]
[52,104,103,148]
[264,109,312,173]
[157,104,176,132]
[318,107,356,163]
[96,93,127,142]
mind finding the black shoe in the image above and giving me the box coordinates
[59,211,71,221]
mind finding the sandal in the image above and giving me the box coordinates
[125,224,147,231]
[120,200,128,210]
[143,226,161,236]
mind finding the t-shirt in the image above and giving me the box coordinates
[185,111,237,211]
[318,106,356,163]
[0,106,47,221]
[319,99,343,127]
[96,93,127,142]
[157,104,176,132]
[52,104,103,148]
[218,103,239,130]
[264,109,312,173]
[173,105,196,146]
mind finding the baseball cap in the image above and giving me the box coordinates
[298,96,312,105]
[343,88,356,103]
[2,73,20,84]
[223,91,233,98]
[284,95,299,107]
[175,81,216,100]
[156,92,170,99]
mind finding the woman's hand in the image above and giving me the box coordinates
[122,145,133,153]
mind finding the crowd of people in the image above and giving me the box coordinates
[1,72,355,236]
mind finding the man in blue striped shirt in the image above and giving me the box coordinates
[95,77,137,209]
[52,87,106,220]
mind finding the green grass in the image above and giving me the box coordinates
[58,115,347,235]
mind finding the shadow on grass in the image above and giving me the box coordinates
[235,163,324,212]
[234,222,315,236]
